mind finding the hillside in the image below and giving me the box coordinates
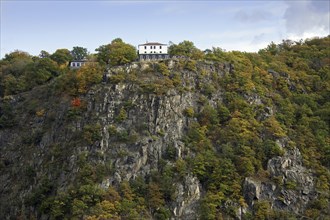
[0,37,329,219]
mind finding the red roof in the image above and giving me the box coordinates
[139,42,167,46]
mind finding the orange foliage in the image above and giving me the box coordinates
[71,97,81,107]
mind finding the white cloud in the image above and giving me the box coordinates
[286,29,329,41]
[199,27,278,52]
[202,27,277,41]
[284,0,330,35]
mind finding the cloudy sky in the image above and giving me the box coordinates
[1,0,329,58]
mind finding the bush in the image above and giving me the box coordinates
[108,125,118,136]
[83,124,102,144]
[116,107,127,122]
[155,63,169,76]
[183,107,195,117]
[184,60,197,72]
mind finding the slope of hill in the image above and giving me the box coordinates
[0,37,329,219]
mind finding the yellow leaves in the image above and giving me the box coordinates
[98,200,118,215]
[36,109,45,117]
[86,200,121,220]
[183,107,195,117]
[243,81,256,92]
[263,116,286,138]
[58,62,103,95]
[75,63,103,94]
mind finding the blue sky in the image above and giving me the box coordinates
[1,0,329,58]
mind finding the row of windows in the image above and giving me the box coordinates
[140,54,169,60]
[71,62,85,67]
[144,51,162,54]
[144,45,162,49]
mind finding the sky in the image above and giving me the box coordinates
[1,0,329,58]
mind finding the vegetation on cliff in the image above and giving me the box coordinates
[0,36,329,219]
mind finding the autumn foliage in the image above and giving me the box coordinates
[71,98,81,107]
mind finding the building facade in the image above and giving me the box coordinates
[69,60,88,69]
[138,42,169,61]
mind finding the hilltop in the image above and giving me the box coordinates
[0,37,329,219]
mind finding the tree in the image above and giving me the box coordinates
[168,40,204,59]
[50,49,73,65]
[36,58,60,75]
[147,182,164,212]
[71,46,88,60]
[3,50,31,62]
[39,50,50,58]
[75,63,103,94]
[95,38,137,66]
[262,41,278,55]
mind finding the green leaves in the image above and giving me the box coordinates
[169,40,204,59]
[71,46,88,60]
[95,38,137,66]
[50,48,73,65]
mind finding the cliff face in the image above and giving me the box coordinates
[89,70,203,218]
[0,60,328,219]
[244,145,316,216]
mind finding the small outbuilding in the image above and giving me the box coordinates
[69,60,88,69]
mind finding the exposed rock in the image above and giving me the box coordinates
[243,146,316,215]
[173,175,201,219]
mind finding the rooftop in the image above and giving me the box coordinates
[139,42,167,46]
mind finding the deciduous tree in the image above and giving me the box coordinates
[71,46,88,60]
[95,38,137,66]
[50,49,73,65]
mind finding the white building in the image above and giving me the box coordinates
[138,42,169,61]
[69,60,88,69]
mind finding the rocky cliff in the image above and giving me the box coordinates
[1,58,329,219]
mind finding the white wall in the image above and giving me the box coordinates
[138,44,168,54]
[70,61,85,68]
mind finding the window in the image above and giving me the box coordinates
[154,46,156,49]
[150,46,152,49]
[72,63,76,67]
[145,51,147,53]
[150,51,152,53]
[144,46,146,49]
[77,63,80,67]
[160,51,162,53]
[160,46,162,49]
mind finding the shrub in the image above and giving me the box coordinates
[116,107,127,122]
[83,124,102,144]
[183,107,195,117]
[156,62,169,76]
[184,60,197,72]
[108,125,117,136]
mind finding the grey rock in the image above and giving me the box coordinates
[244,146,316,215]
